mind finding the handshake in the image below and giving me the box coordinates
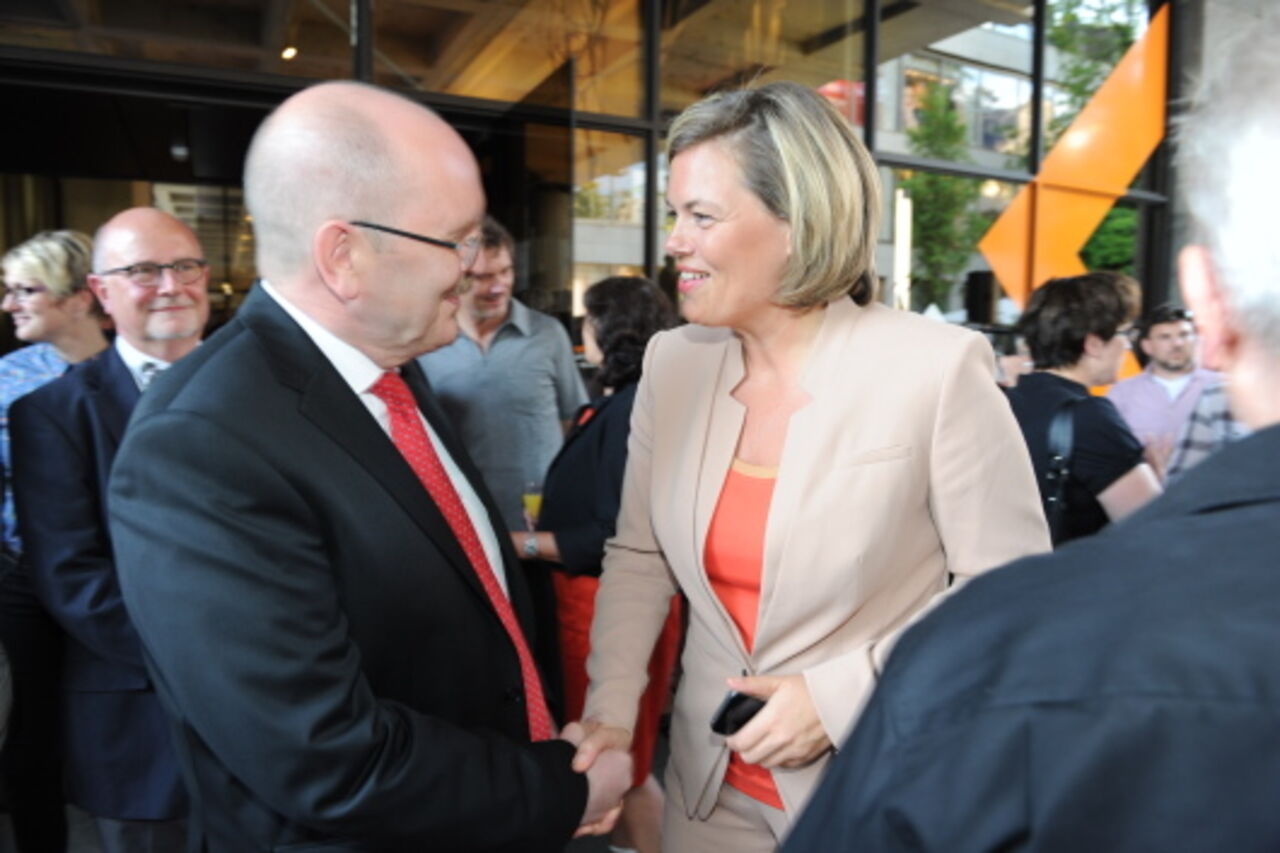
[560,720,635,837]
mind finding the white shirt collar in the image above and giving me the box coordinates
[258,279,385,395]
[114,335,171,391]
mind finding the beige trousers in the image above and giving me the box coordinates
[661,763,790,853]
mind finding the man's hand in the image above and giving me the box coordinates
[562,721,632,836]
[724,674,833,769]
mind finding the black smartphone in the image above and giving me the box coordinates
[709,690,766,735]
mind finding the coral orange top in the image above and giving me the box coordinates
[704,458,783,810]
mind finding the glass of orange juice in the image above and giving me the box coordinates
[521,480,543,529]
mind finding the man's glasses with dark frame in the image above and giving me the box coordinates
[351,221,482,268]
[95,259,209,288]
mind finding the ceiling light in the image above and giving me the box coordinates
[281,46,298,61]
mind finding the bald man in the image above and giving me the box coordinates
[10,207,210,851]
[107,82,630,852]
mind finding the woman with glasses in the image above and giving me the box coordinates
[1005,271,1162,546]
[568,82,1049,851]
[0,229,107,852]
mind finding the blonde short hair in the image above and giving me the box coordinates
[2,230,94,299]
[668,81,881,307]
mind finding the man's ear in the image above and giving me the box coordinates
[1082,332,1106,360]
[313,220,362,302]
[86,275,112,317]
[1179,244,1235,371]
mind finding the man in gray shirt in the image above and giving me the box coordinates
[419,216,587,531]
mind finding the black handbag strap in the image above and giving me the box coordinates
[1044,397,1079,545]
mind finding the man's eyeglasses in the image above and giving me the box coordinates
[351,221,482,268]
[1,284,49,301]
[96,259,209,287]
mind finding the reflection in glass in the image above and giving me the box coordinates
[877,2,1033,169]
[660,0,867,120]
[572,130,646,316]
[0,0,352,79]
[883,168,1016,316]
[375,0,643,117]
[1044,0,1149,149]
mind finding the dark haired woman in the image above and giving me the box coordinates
[511,275,680,853]
[1006,271,1162,546]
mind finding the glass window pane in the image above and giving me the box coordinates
[880,166,1020,318]
[1044,0,1150,150]
[1081,201,1138,275]
[375,0,643,117]
[661,0,867,123]
[877,3,1033,169]
[572,130,646,315]
[0,0,352,79]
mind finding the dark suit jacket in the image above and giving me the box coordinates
[783,423,1280,853]
[109,287,586,853]
[10,345,186,820]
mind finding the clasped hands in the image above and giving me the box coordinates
[559,721,632,837]
[561,673,832,835]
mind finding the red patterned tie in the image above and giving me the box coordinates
[370,370,555,741]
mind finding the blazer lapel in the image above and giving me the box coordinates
[753,298,868,659]
[689,335,753,664]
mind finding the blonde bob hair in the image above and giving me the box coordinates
[2,230,94,299]
[667,81,881,307]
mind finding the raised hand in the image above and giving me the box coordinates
[723,673,833,769]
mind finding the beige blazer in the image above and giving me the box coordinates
[583,297,1050,821]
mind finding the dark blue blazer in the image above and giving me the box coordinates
[108,287,586,852]
[784,423,1280,852]
[10,345,186,820]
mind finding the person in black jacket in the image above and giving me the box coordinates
[782,17,1280,851]
[512,276,679,853]
[1004,271,1160,545]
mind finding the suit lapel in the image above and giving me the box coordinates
[87,346,142,450]
[237,289,491,608]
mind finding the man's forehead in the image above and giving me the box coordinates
[1150,320,1194,335]
[101,222,201,264]
[477,245,512,268]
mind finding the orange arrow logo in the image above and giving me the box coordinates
[979,4,1168,309]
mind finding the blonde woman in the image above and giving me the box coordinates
[0,229,106,851]
[569,82,1050,850]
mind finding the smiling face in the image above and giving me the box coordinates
[89,209,210,358]
[351,112,485,361]
[1,277,84,344]
[664,139,791,331]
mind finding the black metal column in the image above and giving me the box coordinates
[352,0,373,82]
[863,0,880,152]
[643,0,662,279]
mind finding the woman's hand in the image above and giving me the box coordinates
[724,674,833,769]
[567,718,634,773]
